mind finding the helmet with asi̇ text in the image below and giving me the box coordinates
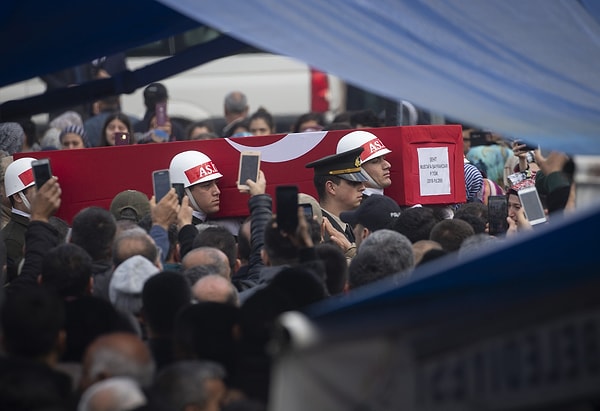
[169,150,223,188]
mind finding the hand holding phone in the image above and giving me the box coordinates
[152,169,171,203]
[517,186,547,225]
[276,185,299,233]
[237,151,261,190]
[31,158,53,189]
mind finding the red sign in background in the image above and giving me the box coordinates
[15,125,465,223]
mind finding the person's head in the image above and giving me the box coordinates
[100,112,132,146]
[40,243,93,298]
[60,124,89,149]
[109,189,151,223]
[173,302,240,377]
[192,274,239,306]
[142,271,192,337]
[4,157,37,212]
[80,332,156,391]
[315,243,348,295]
[71,207,117,262]
[507,188,521,222]
[262,217,300,266]
[0,122,24,154]
[306,147,368,210]
[149,114,173,138]
[1,287,65,363]
[112,227,160,268]
[169,150,223,215]
[237,218,251,265]
[143,83,169,110]
[109,255,160,316]
[192,226,239,275]
[152,360,227,411]
[429,219,475,252]
[224,91,249,122]
[390,206,439,243]
[350,109,382,128]
[458,233,500,259]
[186,120,217,140]
[340,194,401,248]
[349,230,414,289]
[182,246,231,279]
[336,130,392,189]
[78,377,147,411]
[412,240,443,265]
[249,108,275,136]
[292,112,324,133]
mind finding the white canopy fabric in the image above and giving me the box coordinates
[158,0,600,154]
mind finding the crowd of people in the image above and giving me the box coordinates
[0,83,577,411]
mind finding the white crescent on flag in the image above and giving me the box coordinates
[224,131,328,163]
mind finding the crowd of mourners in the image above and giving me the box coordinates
[0,82,576,411]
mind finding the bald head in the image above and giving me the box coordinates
[80,332,155,391]
[192,275,239,306]
[182,247,230,277]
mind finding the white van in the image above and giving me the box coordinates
[0,27,346,130]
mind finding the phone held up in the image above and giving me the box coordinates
[276,185,299,234]
[237,151,261,190]
[517,186,547,226]
[488,195,508,236]
[155,101,167,127]
[172,183,185,205]
[114,132,130,146]
[152,169,171,203]
[31,158,53,189]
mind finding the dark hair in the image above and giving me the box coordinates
[390,207,439,243]
[262,218,299,266]
[268,266,328,307]
[71,207,117,261]
[453,213,486,234]
[1,287,65,358]
[292,112,324,133]
[41,243,93,298]
[193,226,237,273]
[173,302,240,378]
[429,219,475,252]
[350,109,381,128]
[100,112,132,146]
[249,108,275,134]
[418,248,449,265]
[315,243,347,295]
[237,219,251,263]
[313,174,341,201]
[185,120,216,140]
[142,271,191,336]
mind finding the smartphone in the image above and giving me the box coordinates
[517,186,547,226]
[276,185,299,233]
[488,195,508,236]
[155,101,167,127]
[469,131,492,147]
[31,158,52,189]
[237,151,261,190]
[114,132,130,146]
[172,183,185,204]
[300,203,313,220]
[152,169,171,203]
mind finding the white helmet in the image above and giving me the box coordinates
[5,157,37,197]
[169,150,223,188]
[336,130,391,163]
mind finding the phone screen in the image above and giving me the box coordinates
[155,102,167,127]
[172,183,185,205]
[518,187,547,225]
[488,195,508,236]
[300,203,313,220]
[276,185,299,233]
[152,169,171,203]
[238,152,260,189]
[31,159,53,189]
